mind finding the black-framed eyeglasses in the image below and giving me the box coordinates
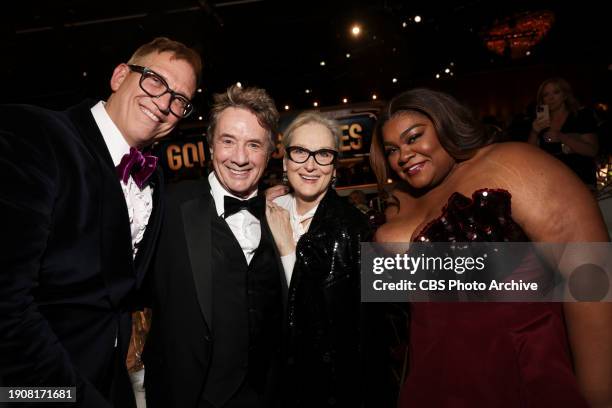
[128,64,193,118]
[286,146,338,166]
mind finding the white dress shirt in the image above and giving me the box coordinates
[209,172,261,264]
[273,194,319,285]
[91,101,153,259]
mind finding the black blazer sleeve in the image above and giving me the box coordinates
[0,108,111,407]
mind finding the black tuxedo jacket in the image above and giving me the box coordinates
[143,178,286,408]
[0,101,163,407]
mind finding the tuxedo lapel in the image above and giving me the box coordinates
[67,101,133,306]
[181,193,213,332]
[67,100,117,171]
[259,204,288,306]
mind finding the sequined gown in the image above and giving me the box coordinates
[400,189,588,407]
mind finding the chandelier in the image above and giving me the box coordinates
[482,10,555,59]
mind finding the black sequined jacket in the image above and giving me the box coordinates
[285,189,372,407]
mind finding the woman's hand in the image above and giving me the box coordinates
[542,128,561,143]
[266,201,296,256]
[532,116,551,135]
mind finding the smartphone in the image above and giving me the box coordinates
[536,104,550,122]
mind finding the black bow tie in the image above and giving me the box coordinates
[223,195,263,219]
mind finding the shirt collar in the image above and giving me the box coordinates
[290,195,318,224]
[208,172,258,217]
[90,100,131,166]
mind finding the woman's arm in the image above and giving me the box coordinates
[492,144,612,407]
[549,130,599,157]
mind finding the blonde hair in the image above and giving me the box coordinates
[536,77,579,114]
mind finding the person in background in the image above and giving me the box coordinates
[370,88,612,407]
[266,112,372,407]
[0,37,201,407]
[348,189,371,214]
[528,77,599,188]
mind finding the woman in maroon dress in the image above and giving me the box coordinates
[370,88,612,407]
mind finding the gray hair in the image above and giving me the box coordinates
[282,111,341,151]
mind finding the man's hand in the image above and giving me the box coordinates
[265,201,295,256]
[264,185,289,202]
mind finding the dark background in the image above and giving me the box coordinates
[1,0,610,127]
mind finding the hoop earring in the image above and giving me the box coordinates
[330,176,337,189]
[282,171,289,185]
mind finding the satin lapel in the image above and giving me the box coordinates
[67,101,133,305]
[134,168,164,287]
[181,193,213,331]
[260,204,288,306]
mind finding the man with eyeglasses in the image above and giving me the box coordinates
[0,37,201,407]
[143,84,285,408]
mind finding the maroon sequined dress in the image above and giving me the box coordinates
[400,189,588,407]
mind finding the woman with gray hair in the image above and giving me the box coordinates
[266,111,371,407]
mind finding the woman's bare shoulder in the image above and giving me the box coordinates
[375,218,413,243]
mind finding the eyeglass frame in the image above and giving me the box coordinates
[127,64,194,118]
[285,145,339,166]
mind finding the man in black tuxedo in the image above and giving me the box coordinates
[143,84,285,408]
[0,37,201,407]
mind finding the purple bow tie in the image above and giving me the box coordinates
[116,147,158,189]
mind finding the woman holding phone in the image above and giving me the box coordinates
[527,77,599,187]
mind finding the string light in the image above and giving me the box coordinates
[305,89,311,94]
[313,101,319,107]
[342,98,348,104]
[372,94,377,100]
[284,105,290,111]
[414,15,422,23]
